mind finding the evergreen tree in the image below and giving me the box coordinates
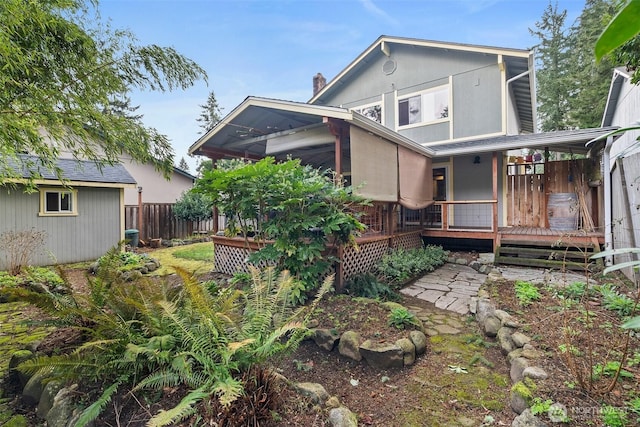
[197,90,223,133]
[178,157,190,172]
[565,0,617,129]
[530,2,571,131]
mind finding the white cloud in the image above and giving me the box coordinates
[358,0,399,27]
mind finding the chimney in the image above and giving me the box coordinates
[313,72,326,96]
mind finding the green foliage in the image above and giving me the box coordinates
[345,273,399,301]
[558,281,588,300]
[195,156,366,295]
[173,191,214,222]
[598,284,635,316]
[596,0,640,67]
[530,397,553,415]
[12,256,331,426]
[592,361,634,381]
[387,308,421,330]
[0,0,207,184]
[601,404,629,427]
[529,2,571,131]
[514,280,542,306]
[375,245,448,288]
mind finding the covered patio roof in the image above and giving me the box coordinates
[430,127,620,159]
[188,96,435,169]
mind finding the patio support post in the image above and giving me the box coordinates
[492,151,499,250]
[603,136,614,266]
[137,186,143,241]
[325,118,344,183]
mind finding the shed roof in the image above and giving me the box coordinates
[8,155,137,186]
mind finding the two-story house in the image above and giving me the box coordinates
[190,36,617,279]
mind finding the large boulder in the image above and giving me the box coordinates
[409,330,428,355]
[328,406,358,427]
[395,338,416,366]
[359,340,403,369]
[294,382,330,404]
[338,331,362,361]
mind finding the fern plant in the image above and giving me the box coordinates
[14,258,332,427]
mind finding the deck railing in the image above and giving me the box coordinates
[422,200,497,232]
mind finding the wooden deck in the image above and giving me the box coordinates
[497,226,604,249]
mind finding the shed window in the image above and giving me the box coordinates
[39,189,77,216]
[398,85,450,128]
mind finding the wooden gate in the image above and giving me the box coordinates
[506,159,597,229]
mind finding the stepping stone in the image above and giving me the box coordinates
[418,290,445,303]
[447,298,471,314]
[435,295,456,310]
[400,286,424,297]
[415,283,450,292]
[433,324,461,334]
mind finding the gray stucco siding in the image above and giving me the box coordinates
[452,64,502,139]
[451,155,503,228]
[318,46,503,145]
[0,186,123,269]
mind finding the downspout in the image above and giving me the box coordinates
[603,136,614,266]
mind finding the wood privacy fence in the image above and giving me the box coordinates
[125,204,215,242]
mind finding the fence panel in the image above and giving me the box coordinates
[125,204,214,241]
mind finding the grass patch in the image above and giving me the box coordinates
[148,242,214,276]
[172,243,214,262]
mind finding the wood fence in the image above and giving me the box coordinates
[125,204,216,242]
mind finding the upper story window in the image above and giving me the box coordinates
[398,85,450,128]
[39,188,77,216]
[353,103,382,124]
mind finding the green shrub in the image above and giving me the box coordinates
[346,273,398,301]
[387,307,421,330]
[376,245,448,287]
[514,280,542,306]
[558,281,588,300]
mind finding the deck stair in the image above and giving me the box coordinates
[495,238,602,272]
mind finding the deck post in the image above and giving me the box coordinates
[492,151,499,250]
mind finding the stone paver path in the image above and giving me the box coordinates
[401,263,487,315]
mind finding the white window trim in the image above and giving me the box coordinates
[351,99,384,126]
[39,188,78,216]
[396,84,451,130]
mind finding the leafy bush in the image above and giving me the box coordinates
[387,307,421,330]
[173,191,213,222]
[96,249,151,272]
[345,273,398,301]
[195,157,366,298]
[557,281,588,300]
[12,259,332,426]
[375,245,448,288]
[514,280,542,306]
[598,284,635,316]
[0,267,67,302]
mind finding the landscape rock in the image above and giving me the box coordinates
[409,330,427,355]
[510,381,533,415]
[494,309,520,328]
[511,408,549,427]
[325,396,341,408]
[523,366,548,380]
[483,315,501,337]
[21,371,46,406]
[395,338,416,366]
[312,328,340,351]
[510,357,531,383]
[294,382,330,404]
[46,384,78,427]
[497,327,516,354]
[328,406,358,427]
[36,380,64,419]
[475,298,495,323]
[359,340,403,369]
[8,350,34,389]
[338,331,362,361]
[511,332,531,348]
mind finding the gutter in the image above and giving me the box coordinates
[601,136,615,266]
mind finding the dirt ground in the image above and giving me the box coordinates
[5,250,640,426]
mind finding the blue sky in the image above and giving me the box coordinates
[98,0,587,172]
